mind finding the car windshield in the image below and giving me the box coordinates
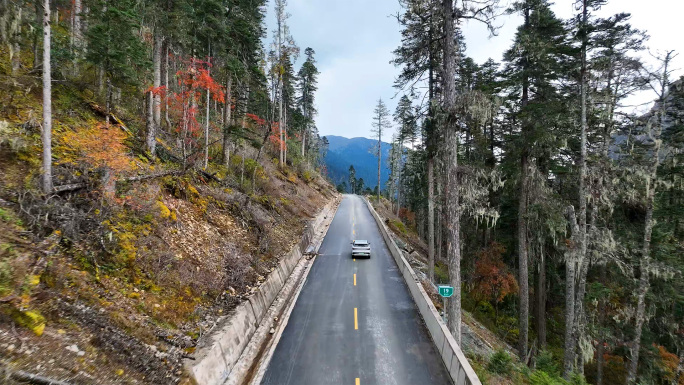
[354,241,368,246]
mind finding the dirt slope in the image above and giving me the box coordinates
[0,65,336,383]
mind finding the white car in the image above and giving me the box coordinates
[351,240,371,258]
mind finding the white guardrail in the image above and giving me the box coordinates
[363,198,481,385]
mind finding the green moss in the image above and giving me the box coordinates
[0,207,22,226]
[390,220,407,234]
[0,260,13,297]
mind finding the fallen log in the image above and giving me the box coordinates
[51,170,182,194]
[9,369,74,385]
[87,101,132,135]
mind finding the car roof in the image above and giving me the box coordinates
[353,240,369,244]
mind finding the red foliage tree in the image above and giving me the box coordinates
[472,242,519,317]
[151,58,224,165]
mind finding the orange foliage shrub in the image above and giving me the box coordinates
[472,242,518,304]
[602,354,628,385]
[59,124,133,173]
[656,344,679,383]
[398,207,416,228]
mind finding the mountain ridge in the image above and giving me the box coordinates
[322,135,392,192]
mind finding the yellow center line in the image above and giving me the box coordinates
[353,273,356,286]
[354,308,358,330]
[356,378,360,385]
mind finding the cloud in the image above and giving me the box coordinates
[317,46,399,142]
[265,0,684,141]
[265,0,402,141]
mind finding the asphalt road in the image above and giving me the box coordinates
[260,195,451,385]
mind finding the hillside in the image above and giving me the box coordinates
[322,135,392,191]
[0,42,335,385]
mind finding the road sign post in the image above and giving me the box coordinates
[437,285,454,323]
[438,286,454,298]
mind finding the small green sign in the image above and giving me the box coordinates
[438,285,454,298]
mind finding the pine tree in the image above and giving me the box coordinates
[349,165,357,194]
[625,50,677,385]
[371,98,391,203]
[440,0,502,345]
[298,47,319,161]
[393,96,418,244]
[503,0,570,361]
[85,0,147,124]
[393,0,443,286]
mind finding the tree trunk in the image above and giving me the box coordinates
[98,66,104,95]
[518,154,530,361]
[223,75,233,167]
[73,0,81,45]
[277,11,284,169]
[428,156,435,282]
[9,5,22,76]
[153,33,162,129]
[70,0,81,73]
[564,205,580,376]
[627,181,654,384]
[204,87,210,169]
[572,1,590,374]
[536,244,547,350]
[518,4,532,361]
[301,97,307,158]
[596,265,607,385]
[377,127,381,203]
[437,176,443,263]
[164,41,171,129]
[241,85,250,130]
[146,88,155,154]
[442,0,462,344]
[626,51,671,385]
[396,141,402,217]
[41,0,52,194]
[240,144,245,185]
[675,353,684,385]
[33,0,41,70]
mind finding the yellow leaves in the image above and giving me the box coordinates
[187,185,199,197]
[156,200,178,221]
[128,292,141,299]
[28,275,40,286]
[115,369,124,376]
[57,124,134,174]
[157,201,171,219]
[11,309,46,336]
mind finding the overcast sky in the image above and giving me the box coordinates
[266,0,684,142]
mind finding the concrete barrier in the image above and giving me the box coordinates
[186,199,338,385]
[363,198,481,385]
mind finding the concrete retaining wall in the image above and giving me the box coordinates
[363,198,481,385]
[186,201,336,385]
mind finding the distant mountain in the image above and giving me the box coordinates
[322,135,392,192]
